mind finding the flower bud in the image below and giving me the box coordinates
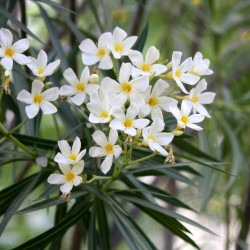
[36,156,48,167]
[89,74,99,83]
[172,130,184,136]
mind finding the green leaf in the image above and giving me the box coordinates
[0,6,44,44]
[12,200,91,250]
[16,191,87,213]
[134,22,149,52]
[88,203,97,250]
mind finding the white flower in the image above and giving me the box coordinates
[169,101,205,131]
[79,32,113,70]
[54,136,87,164]
[107,26,137,59]
[60,67,99,106]
[100,62,149,107]
[142,119,174,156]
[89,129,122,174]
[17,79,59,119]
[110,102,150,136]
[128,46,167,77]
[0,28,30,70]
[188,52,213,76]
[171,51,200,94]
[183,79,216,118]
[138,79,178,120]
[87,90,114,123]
[47,161,84,194]
[27,49,60,81]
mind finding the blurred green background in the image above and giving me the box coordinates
[0,0,250,249]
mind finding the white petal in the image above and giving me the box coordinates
[158,97,178,112]
[80,66,89,84]
[40,102,57,114]
[113,145,122,158]
[151,79,169,97]
[58,140,71,156]
[151,64,167,76]
[124,127,137,136]
[98,55,113,70]
[82,54,100,65]
[42,87,59,101]
[77,149,86,160]
[126,102,138,120]
[109,119,124,131]
[58,164,71,175]
[37,49,47,68]
[156,133,174,146]
[113,26,127,42]
[188,114,205,123]
[175,78,188,94]
[129,92,145,107]
[60,182,73,194]
[145,46,159,64]
[172,51,182,70]
[12,38,29,53]
[98,32,112,47]
[60,85,76,96]
[133,119,150,129]
[138,104,151,118]
[89,146,106,157]
[13,53,31,65]
[54,153,69,164]
[119,63,132,84]
[128,50,144,68]
[72,160,84,174]
[72,136,81,154]
[1,57,13,70]
[180,73,200,85]
[147,139,156,152]
[154,143,168,156]
[111,107,125,121]
[198,92,216,104]
[109,93,128,107]
[63,68,79,86]
[150,118,165,133]
[71,93,86,106]
[89,113,105,123]
[25,104,39,119]
[79,38,98,54]
[131,67,144,78]
[109,128,118,144]
[100,77,120,96]
[186,123,203,131]
[195,103,211,118]
[92,130,108,147]
[85,84,99,96]
[45,60,60,75]
[0,28,13,48]
[17,90,33,104]
[32,79,44,95]
[169,105,181,120]
[194,79,207,94]
[130,75,149,92]
[47,174,65,184]
[73,176,82,186]
[87,102,102,115]
[151,107,164,121]
[122,36,137,53]
[179,57,192,72]
[100,155,113,174]
[181,100,192,116]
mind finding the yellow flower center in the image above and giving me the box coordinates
[141,64,151,72]
[65,172,75,182]
[4,48,14,57]
[148,97,158,107]
[76,83,85,92]
[105,143,114,154]
[181,115,189,124]
[124,118,133,128]
[192,95,198,103]
[175,69,181,78]
[100,110,109,119]
[114,44,123,52]
[33,95,43,105]
[122,83,132,93]
[147,134,156,143]
[68,153,77,161]
[37,68,45,75]
[97,48,106,58]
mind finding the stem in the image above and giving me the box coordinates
[126,151,158,166]
[9,117,29,134]
[0,122,36,157]
[84,175,111,184]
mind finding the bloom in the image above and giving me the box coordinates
[183,79,216,118]
[188,52,214,76]
[27,49,60,81]
[128,46,167,77]
[17,79,59,119]
[79,32,113,70]
[100,62,149,107]
[54,136,87,164]
[0,28,30,70]
[107,26,137,59]
[142,119,174,156]
[171,51,200,94]
[110,102,150,136]
[60,67,99,106]
[89,129,122,174]
[138,79,178,120]
[169,101,205,131]
[47,161,84,194]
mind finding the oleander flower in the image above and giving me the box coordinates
[89,129,122,174]
[0,28,30,70]
[17,79,59,119]
[27,49,60,81]
[128,46,167,77]
[169,101,205,131]
[138,79,178,120]
[110,102,150,136]
[188,52,214,76]
[107,26,137,59]
[171,51,200,94]
[142,119,174,156]
[60,67,99,106]
[101,62,149,107]
[54,136,87,164]
[183,79,216,118]
[79,32,113,70]
[47,161,84,194]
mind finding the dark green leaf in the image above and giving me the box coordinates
[134,22,149,52]
[88,203,97,250]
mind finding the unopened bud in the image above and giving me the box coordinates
[172,130,184,136]
[42,82,53,90]
[166,61,172,70]
[36,156,48,167]
[89,74,99,83]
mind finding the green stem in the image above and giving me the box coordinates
[167,85,179,96]
[9,117,29,134]
[84,175,111,184]
[126,151,158,166]
[0,122,36,157]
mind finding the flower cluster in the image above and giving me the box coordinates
[0,27,215,195]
